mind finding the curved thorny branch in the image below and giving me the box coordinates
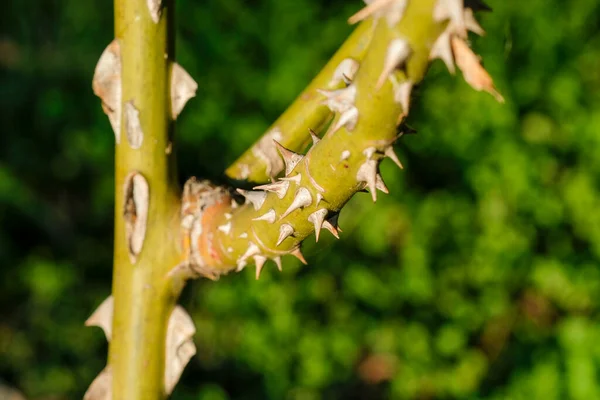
[86,0,502,398]
[177,0,502,281]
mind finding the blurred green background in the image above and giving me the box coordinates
[2,0,600,399]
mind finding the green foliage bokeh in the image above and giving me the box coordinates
[1,0,600,399]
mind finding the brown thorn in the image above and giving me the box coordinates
[254,255,267,280]
[290,247,307,265]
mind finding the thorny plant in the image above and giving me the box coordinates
[85,0,503,398]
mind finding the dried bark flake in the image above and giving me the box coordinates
[123,172,149,264]
[125,100,144,149]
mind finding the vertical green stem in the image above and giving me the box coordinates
[111,0,182,398]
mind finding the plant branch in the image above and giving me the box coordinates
[179,0,495,280]
[88,1,502,398]
[225,20,374,184]
[109,0,182,398]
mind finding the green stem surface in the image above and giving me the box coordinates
[110,1,182,398]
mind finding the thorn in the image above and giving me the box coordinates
[398,81,413,116]
[434,0,466,37]
[331,107,359,134]
[240,242,260,261]
[231,199,239,209]
[170,63,198,119]
[290,247,308,265]
[252,127,284,178]
[252,209,276,224]
[390,76,413,115]
[316,193,324,206]
[385,146,404,169]
[356,159,379,202]
[254,180,290,199]
[377,39,412,89]
[280,173,302,184]
[224,213,232,220]
[328,213,342,233]
[318,85,357,115]
[309,128,320,146]
[340,150,351,161]
[376,174,389,194]
[218,222,232,234]
[363,146,377,160]
[318,85,359,133]
[430,30,455,74]
[451,36,504,102]
[254,255,267,279]
[322,220,340,239]
[308,208,328,242]
[273,256,283,271]
[280,187,312,219]
[348,0,408,26]
[236,189,267,210]
[236,260,247,272]
[348,0,394,24]
[464,8,485,35]
[331,58,360,86]
[277,224,294,246]
[239,232,248,239]
[274,140,304,176]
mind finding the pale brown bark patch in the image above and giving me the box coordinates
[124,100,144,149]
[123,172,149,264]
